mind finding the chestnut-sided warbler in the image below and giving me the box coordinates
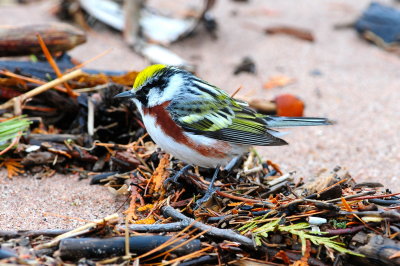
[115,64,331,169]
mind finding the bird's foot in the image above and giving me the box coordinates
[194,166,220,209]
[164,164,193,187]
[224,156,242,173]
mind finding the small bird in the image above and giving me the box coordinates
[115,64,331,170]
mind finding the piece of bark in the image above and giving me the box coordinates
[21,151,65,165]
[57,236,201,261]
[0,23,86,57]
[352,233,400,265]
[111,151,141,171]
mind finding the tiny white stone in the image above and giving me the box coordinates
[307,216,327,225]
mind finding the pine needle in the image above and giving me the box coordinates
[0,116,31,154]
[240,217,364,257]
[0,158,24,178]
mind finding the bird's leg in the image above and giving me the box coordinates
[164,164,193,186]
[224,156,242,173]
[194,164,221,209]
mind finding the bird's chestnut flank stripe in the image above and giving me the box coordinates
[143,101,229,158]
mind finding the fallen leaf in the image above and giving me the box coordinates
[263,75,294,89]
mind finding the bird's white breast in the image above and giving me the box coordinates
[141,113,245,168]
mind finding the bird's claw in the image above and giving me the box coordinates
[164,165,193,187]
[194,186,220,210]
[193,165,221,210]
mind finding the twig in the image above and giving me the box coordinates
[0,69,83,110]
[325,190,376,203]
[339,210,400,220]
[230,86,243,98]
[0,70,71,95]
[316,178,349,195]
[36,34,75,97]
[162,206,256,250]
[324,224,367,236]
[216,190,274,207]
[123,222,185,232]
[67,48,113,71]
[0,134,21,155]
[351,192,400,201]
[266,172,294,186]
[35,213,119,250]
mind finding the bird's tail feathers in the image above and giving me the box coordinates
[264,116,333,128]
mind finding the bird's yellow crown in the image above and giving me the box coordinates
[133,64,167,90]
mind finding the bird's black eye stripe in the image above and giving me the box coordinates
[142,75,168,92]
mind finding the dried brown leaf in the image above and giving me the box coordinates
[263,75,294,89]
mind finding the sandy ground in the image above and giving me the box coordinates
[0,0,399,230]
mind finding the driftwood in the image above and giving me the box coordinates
[57,236,201,260]
[352,232,400,266]
[0,23,86,57]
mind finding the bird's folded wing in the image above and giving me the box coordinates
[168,97,287,146]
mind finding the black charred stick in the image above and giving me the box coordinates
[354,182,384,188]
[90,172,118,185]
[368,198,400,206]
[179,255,218,266]
[0,229,70,240]
[305,199,341,212]
[58,236,201,261]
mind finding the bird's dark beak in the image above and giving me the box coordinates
[114,90,135,98]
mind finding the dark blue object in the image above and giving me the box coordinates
[355,2,400,44]
[0,54,126,80]
[0,248,17,259]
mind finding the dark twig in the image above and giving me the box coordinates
[162,206,256,250]
[122,222,185,233]
[324,224,367,236]
[0,229,70,239]
[339,210,400,220]
[325,191,376,203]
[57,236,201,260]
